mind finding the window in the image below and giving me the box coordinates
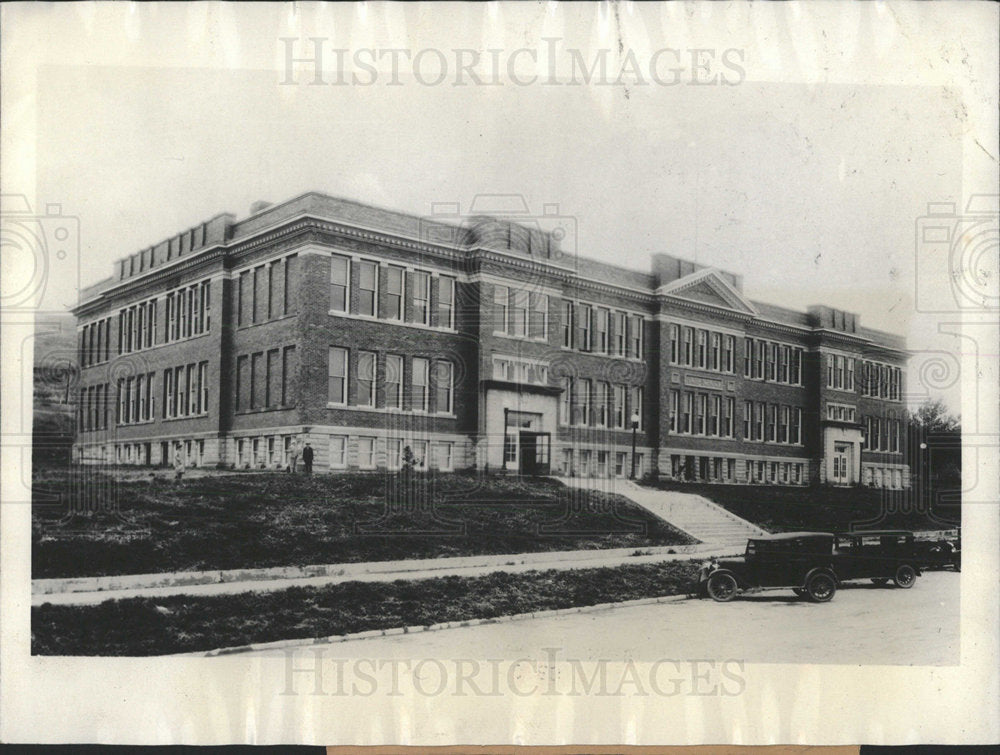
[743,400,752,439]
[594,382,608,427]
[434,442,453,471]
[779,345,789,383]
[386,439,402,470]
[779,406,789,443]
[435,361,453,414]
[385,266,404,320]
[769,343,779,381]
[630,315,643,359]
[577,304,592,351]
[329,435,347,468]
[790,348,801,384]
[358,261,378,316]
[248,355,259,410]
[237,272,248,326]
[281,346,295,406]
[509,288,528,336]
[560,378,572,425]
[527,292,548,339]
[630,386,644,431]
[669,324,679,364]
[846,358,855,391]
[595,308,609,353]
[198,361,208,414]
[767,404,777,442]
[723,335,735,373]
[724,397,735,437]
[357,437,377,469]
[709,395,720,436]
[755,402,765,441]
[385,354,403,410]
[615,312,628,357]
[697,330,707,368]
[412,357,429,411]
[614,384,627,429]
[754,340,764,380]
[580,378,592,424]
[358,351,376,407]
[494,286,509,333]
[438,276,455,329]
[250,268,261,324]
[681,392,692,434]
[791,408,802,444]
[695,393,706,435]
[669,390,679,432]
[562,300,573,347]
[411,440,428,470]
[264,350,278,408]
[412,271,430,325]
[710,333,720,371]
[572,378,589,425]
[328,347,348,405]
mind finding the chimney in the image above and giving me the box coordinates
[250,200,272,215]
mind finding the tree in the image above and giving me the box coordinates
[908,398,960,434]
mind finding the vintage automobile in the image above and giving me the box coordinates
[698,532,842,603]
[913,533,961,571]
[698,530,923,602]
[831,530,922,588]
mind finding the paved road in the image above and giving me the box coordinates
[257,570,959,666]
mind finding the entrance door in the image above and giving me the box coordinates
[832,442,851,484]
[519,432,551,475]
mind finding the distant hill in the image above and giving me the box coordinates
[33,311,77,463]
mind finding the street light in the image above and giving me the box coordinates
[630,412,640,479]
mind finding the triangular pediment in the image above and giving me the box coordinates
[656,268,758,315]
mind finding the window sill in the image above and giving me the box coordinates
[234,406,293,416]
[327,311,456,334]
[325,403,456,419]
[162,412,210,422]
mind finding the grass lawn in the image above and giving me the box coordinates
[33,467,695,579]
[32,560,701,656]
[643,480,960,533]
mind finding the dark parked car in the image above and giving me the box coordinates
[914,533,961,571]
[698,532,841,603]
[698,530,923,603]
[832,530,922,588]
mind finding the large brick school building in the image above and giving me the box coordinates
[72,192,910,488]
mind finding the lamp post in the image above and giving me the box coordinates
[630,412,640,479]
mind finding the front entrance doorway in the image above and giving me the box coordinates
[832,442,852,484]
[518,431,551,475]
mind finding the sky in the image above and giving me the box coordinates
[5,2,997,416]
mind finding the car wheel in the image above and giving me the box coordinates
[893,564,917,588]
[871,578,889,586]
[805,572,837,602]
[706,572,738,602]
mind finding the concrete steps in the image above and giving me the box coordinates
[559,477,768,545]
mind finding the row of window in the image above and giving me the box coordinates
[234,346,298,413]
[559,448,646,478]
[862,416,903,453]
[328,435,456,471]
[236,434,300,469]
[79,318,113,367]
[165,281,212,343]
[824,353,857,392]
[669,325,737,374]
[743,338,804,385]
[671,455,806,485]
[162,362,210,420]
[492,355,549,386]
[236,254,297,327]
[558,378,644,430]
[77,383,110,431]
[742,401,804,445]
[864,467,905,489]
[118,299,158,355]
[861,361,903,401]
[330,254,456,329]
[328,347,454,414]
[668,390,737,438]
[560,301,644,359]
[117,371,159,425]
[493,286,548,340]
[826,403,857,422]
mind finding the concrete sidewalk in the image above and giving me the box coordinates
[32,542,738,607]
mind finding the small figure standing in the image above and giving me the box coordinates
[302,442,314,476]
[289,438,301,473]
[173,445,185,481]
